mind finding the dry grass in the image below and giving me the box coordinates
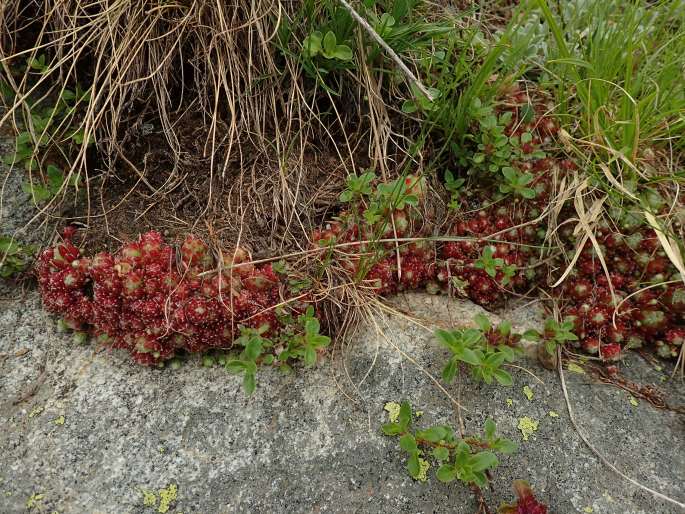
[0,1,368,246]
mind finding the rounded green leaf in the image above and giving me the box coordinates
[493,368,513,386]
[484,418,496,440]
[436,464,457,483]
[399,434,418,453]
[417,426,448,443]
[470,451,498,472]
[323,31,337,56]
[458,347,481,366]
[432,447,450,462]
[382,423,403,436]
[243,372,256,395]
[493,438,518,454]
[333,45,353,61]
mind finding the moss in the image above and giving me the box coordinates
[517,417,539,441]
[384,402,401,423]
[158,484,177,513]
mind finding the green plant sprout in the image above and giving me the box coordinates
[382,401,517,487]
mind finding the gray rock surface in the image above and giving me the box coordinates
[1,289,683,514]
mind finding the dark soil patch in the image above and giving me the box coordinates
[64,109,357,257]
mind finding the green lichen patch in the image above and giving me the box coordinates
[28,406,44,418]
[141,484,178,513]
[567,363,585,374]
[414,457,430,482]
[384,402,401,423]
[517,417,539,441]
[26,492,44,509]
[141,488,157,507]
[158,484,177,513]
[522,386,534,401]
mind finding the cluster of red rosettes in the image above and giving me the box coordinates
[36,230,289,366]
[558,220,685,362]
[312,175,438,296]
[435,205,545,307]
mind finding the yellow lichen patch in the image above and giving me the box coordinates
[416,458,430,482]
[583,507,594,513]
[548,411,559,418]
[522,386,534,401]
[28,406,44,418]
[567,363,585,374]
[141,489,157,507]
[629,396,639,407]
[517,417,539,441]
[384,402,401,423]
[26,492,44,509]
[53,415,65,426]
[158,484,177,513]
[506,398,513,407]
[415,410,424,418]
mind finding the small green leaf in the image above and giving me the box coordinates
[472,470,488,488]
[442,357,459,383]
[302,31,322,56]
[436,464,457,483]
[520,188,536,199]
[305,317,320,335]
[470,451,498,472]
[493,368,513,386]
[416,426,448,443]
[484,418,496,440]
[502,167,517,181]
[243,372,256,395]
[406,451,421,478]
[432,447,450,461]
[332,45,353,61]
[473,313,491,332]
[399,434,418,453]
[323,31,337,56]
[493,438,519,454]
[381,423,403,436]
[225,360,246,374]
[458,347,481,366]
[398,401,412,430]
[303,346,316,367]
[523,329,540,341]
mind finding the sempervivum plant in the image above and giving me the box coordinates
[36,230,292,366]
[435,203,545,308]
[554,210,684,361]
